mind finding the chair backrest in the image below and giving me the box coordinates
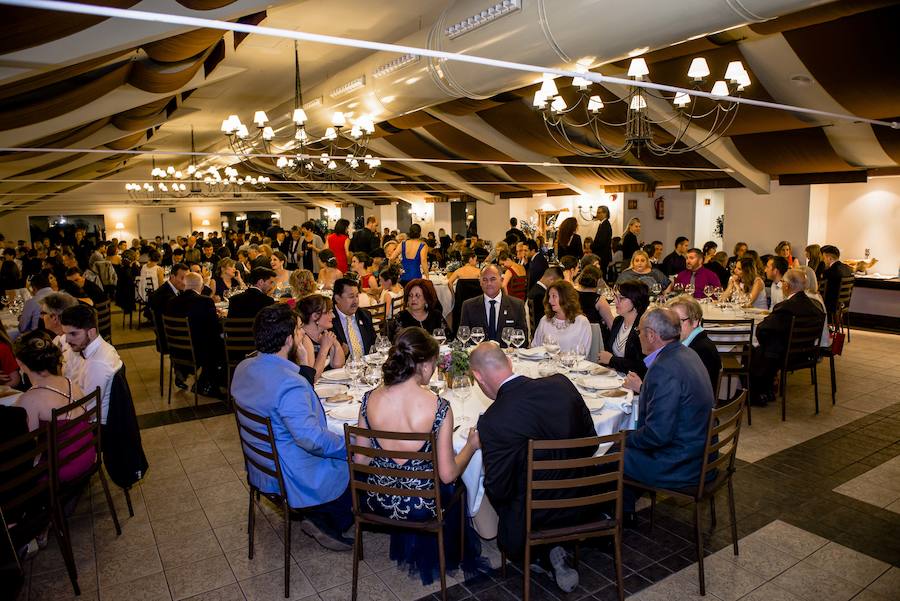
[344,424,443,521]
[162,315,196,367]
[837,276,854,311]
[589,323,604,358]
[526,431,625,533]
[701,318,754,371]
[368,302,388,335]
[390,295,404,317]
[95,300,112,342]
[233,404,287,499]
[784,314,824,371]
[0,422,49,520]
[696,391,746,499]
[49,387,103,495]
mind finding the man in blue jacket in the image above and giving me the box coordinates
[231,304,352,551]
[623,308,715,516]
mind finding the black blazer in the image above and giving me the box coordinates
[604,315,646,377]
[661,251,686,276]
[165,290,224,366]
[689,330,722,394]
[621,232,640,264]
[348,228,379,254]
[756,292,825,360]
[526,252,548,291]
[459,293,528,345]
[477,374,597,558]
[557,234,583,260]
[148,281,179,351]
[332,307,377,356]
[591,219,613,270]
[227,287,275,319]
[822,261,852,314]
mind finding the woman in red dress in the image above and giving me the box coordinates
[326,218,351,273]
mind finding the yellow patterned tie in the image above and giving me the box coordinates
[347,313,363,358]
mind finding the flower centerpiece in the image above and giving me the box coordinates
[439,347,471,388]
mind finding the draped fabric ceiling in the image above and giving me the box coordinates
[1,0,899,210]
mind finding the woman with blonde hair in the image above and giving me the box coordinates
[805,244,825,281]
[616,250,671,293]
[212,257,243,301]
[621,217,642,263]
[531,280,592,355]
[775,240,800,269]
[288,269,317,306]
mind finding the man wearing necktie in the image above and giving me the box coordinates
[281,227,302,270]
[331,278,376,359]
[458,265,529,346]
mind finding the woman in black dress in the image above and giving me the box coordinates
[621,218,642,264]
[574,264,603,324]
[390,278,449,341]
[554,217,583,260]
[595,280,649,377]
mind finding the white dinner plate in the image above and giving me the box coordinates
[599,388,629,398]
[315,384,349,401]
[517,347,546,360]
[578,375,622,391]
[584,397,606,412]
[327,404,359,421]
[320,368,350,382]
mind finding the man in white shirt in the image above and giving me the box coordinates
[765,255,789,308]
[60,304,123,425]
[459,265,528,345]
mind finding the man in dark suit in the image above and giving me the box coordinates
[505,217,526,245]
[227,267,276,318]
[527,265,563,335]
[459,265,528,346]
[64,267,107,305]
[281,227,303,270]
[164,272,225,397]
[331,278,376,360]
[473,343,595,594]
[749,269,825,405]
[525,240,548,291]
[820,245,853,316]
[589,206,613,274]
[148,263,189,386]
[348,216,380,255]
[622,308,715,517]
[661,236,690,276]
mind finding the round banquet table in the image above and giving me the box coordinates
[321,351,636,537]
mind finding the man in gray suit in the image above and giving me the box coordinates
[622,307,715,516]
[458,265,528,346]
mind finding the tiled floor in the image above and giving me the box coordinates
[834,456,900,514]
[11,310,900,601]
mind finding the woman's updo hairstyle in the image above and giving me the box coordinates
[296,294,332,325]
[14,330,63,375]
[382,326,438,386]
[318,249,337,268]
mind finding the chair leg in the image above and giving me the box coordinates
[501,550,507,578]
[613,529,625,601]
[248,490,256,559]
[283,508,291,598]
[693,502,706,596]
[829,355,836,405]
[123,487,135,517]
[159,352,165,397]
[53,508,81,596]
[523,543,531,601]
[193,368,200,406]
[167,364,174,404]
[781,372,787,422]
[437,530,448,601]
[573,543,580,567]
[812,366,820,415]
[352,522,362,601]
[649,491,657,532]
[743,376,752,426]
[98,469,121,536]
[459,497,465,562]
[708,496,717,534]
[728,479,739,556]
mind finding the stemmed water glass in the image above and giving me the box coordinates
[511,329,526,353]
[604,285,617,303]
[673,283,684,295]
[432,328,447,346]
[457,326,471,347]
[375,334,390,358]
[470,327,485,345]
[684,283,695,297]
[501,327,514,353]
[703,285,714,303]
[543,332,560,364]
[363,364,382,390]
[346,359,364,393]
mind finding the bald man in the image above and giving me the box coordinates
[458,264,528,345]
[164,271,226,398]
[471,342,596,593]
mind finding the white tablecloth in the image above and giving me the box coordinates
[1,309,20,341]
[324,357,635,517]
[429,274,454,319]
[700,304,766,348]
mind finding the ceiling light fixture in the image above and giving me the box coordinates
[444,0,521,39]
[533,56,750,157]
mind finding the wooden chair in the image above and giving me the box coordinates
[134,276,150,330]
[162,315,200,405]
[95,300,112,344]
[223,318,256,403]
[702,318,754,425]
[498,432,626,601]
[49,388,122,594]
[367,302,388,335]
[344,424,466,601]
[780,315,825,421]
[233,404,296,598]
[834,275,854,342]
[625,392,746,596]
[390,295,404,319]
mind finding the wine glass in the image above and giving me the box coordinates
[375,334,390,357]
[685,283,695,297]
[346,359,364,391]
[457,326,470,347]
[511,329,526,351]
[543,332,560,364]
[704,285,713,302]
[432,328,446,346]
[650,283,662,302]
[470,326,485,345]
[673,283,684,295]
[604,285,616,303]
[501,327,514,351]
[364,365,381,389]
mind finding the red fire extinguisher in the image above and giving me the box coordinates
[654,195,665,220]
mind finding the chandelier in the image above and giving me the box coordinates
[533,57,750,157]
[221,41,381,188]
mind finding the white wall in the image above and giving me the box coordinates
[721,182,812,258]
[475,196,509,243]
[506,193,621,246]
[622,189,696,249]
[823,178,900,274]
[694,189,725,249]
[377,204,398,232]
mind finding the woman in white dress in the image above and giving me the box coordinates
[138,248,164,302]
[531,280,592,355]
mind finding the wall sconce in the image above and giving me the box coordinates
[114,222,125,230]
[201,219,210,226]
[410,205,430,222]
[576,202,601,221]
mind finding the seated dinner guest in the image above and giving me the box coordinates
[446,247,480,290]
[353,327,485,584]
[376,264,404,318]
[616,250,671,293]
[531,280,592,355]
[18,270,56,334]
[65,267,106,306]
[661,236,690,276]
[673,248,721,299]
[574,265,603,324]
[316,249,342,290]
[622,308,715,517]
[820,244,853,316]
[231,304,353,551]
[596,281,649,377]
[472,343,595,594]
[749,269,825,406]
[331,278,376,360]
[349,252,376,290]
[458,265,528,346]
[667,296,721,393]
[391,279,449,340]
[297,294,345,382]
[765,255,789,308]
[499,250,527,300]
[270,250,292,288]
[212,257,243,301]
[0,328,21,389]
[721,257,766,309]
[227,267,276,318]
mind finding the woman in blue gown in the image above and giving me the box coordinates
[354,326,489,584]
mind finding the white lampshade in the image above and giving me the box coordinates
[532,90,547,108]
[227,114,241,129]
[158,183,168,192]
[276,156,288,168]
[201,219,210,226]
[221,119,234,134]
[687,57,710,80]
[324,127,337,140]
[710,80,730,97]
[331,112,346,127]
[587,95,604,113]
[724,61,745,82]
[115,222,124,230]
[295,128,309,143]
[571,64,591,89]
[627,58,649,78]
[236,124,249,139]
[736,70,751,90]
[187,165,196,175]
[166,166,175,175]
[673,92,691,107]
[327,160,337,170]
[539,74,559,98]
[629,95,647,111]
[253,111,269,126]
[262,126,275,140]
[350,124,363,138]
[550,96,567,113]
[292,108,308,124]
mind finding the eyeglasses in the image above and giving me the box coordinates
[679,317,691,323]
